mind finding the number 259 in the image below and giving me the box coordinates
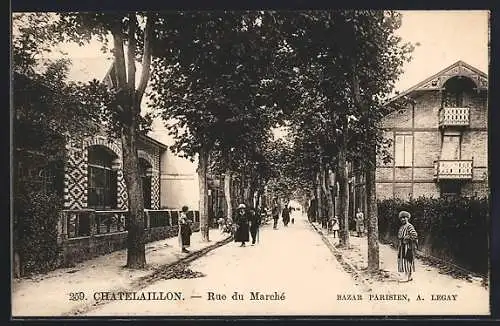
[69,292,86,301]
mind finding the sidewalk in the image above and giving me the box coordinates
[12,230,231,317]
[311,222,490,315]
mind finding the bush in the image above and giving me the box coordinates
[14,190,63,275]
[378,196,489,275]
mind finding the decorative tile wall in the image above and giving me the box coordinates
[63,135,164,211]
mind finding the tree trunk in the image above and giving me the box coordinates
[316,171,323,224]
[338,138,350,248]
[351,65,380,270]
[239,173,245,204]
[253,190,259,209]
[323,164,335,222]
[122,122,146,268]
[198,147,210,241]
[328,169,336,218]
[109,14,154,269]
[234,175,239,204]
[224,170,232,221]
[245,178,253,206]
[366,148,380,271]
[257,188,264,209]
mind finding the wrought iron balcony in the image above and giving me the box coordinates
[434,160,473,180]
[438,107,470,128]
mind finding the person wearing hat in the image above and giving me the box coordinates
[178,205,192,253]
[397,210,419,282]
[282,204,291,227]
[249,206,262,245]
[234,204,250,247]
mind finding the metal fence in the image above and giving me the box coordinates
[60,209,200,239]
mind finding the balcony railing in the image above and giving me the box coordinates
[438,107,470,128]
[434,160,473,180]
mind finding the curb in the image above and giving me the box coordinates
[63,235,233,316]
[309,222,373,293]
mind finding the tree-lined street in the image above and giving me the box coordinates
[82,211,487,316]
[12,10,490,317]
[85,212,369,316]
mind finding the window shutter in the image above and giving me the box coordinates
[404,135,413,166]
[394,135,405,166]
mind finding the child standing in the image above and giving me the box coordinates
[331,216,340,238]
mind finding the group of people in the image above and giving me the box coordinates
[271,204,294,229]
[326,208,365,238]
[324,207,418,282]
[179,202,418,282]
[233,204,262,247]
[177,203,263,251]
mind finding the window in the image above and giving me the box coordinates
[441,135,461,160]
[38,167,55,194]
[139,158,152,209]
[394,134,413,167]
[88,146,118,209]
[442,76,475,108]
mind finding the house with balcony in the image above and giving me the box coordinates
[369,60,488,201]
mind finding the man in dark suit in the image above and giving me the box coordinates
[249,207,262,245]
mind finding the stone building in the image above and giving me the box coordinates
[352,61,488,211]
[64,134,166,212]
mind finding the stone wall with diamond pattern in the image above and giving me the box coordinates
[64,135,164,210]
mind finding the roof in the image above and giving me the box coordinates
[385,60,488,106]
[140,134,169,150]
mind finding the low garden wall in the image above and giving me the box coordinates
[58,209,201,267]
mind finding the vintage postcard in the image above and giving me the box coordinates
[11,10,491,317]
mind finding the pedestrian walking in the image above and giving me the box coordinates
[178,205,192,253]
[355,208,365,237]
[397,210,419,282]
[272,204,279,229]
[282,205,291,226]
[234,204,250,247]
[249,207,262,245]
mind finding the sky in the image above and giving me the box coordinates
[28,10,490,143]
[53,10,489,91]
[393,10,488,92]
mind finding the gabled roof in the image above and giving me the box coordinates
[385,60,488,106]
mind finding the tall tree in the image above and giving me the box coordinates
[12,13,114,275]
[53,12,158,268]
[148,11,282,240]
[342,11,413,270]
[261,11,413,253]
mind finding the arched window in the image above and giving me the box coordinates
[139,158,152,209]
[88,146,118,209]
[442,76,476,108]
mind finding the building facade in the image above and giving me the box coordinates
[372,61,488,201]
[64,134,166,212]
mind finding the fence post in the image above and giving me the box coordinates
[88,210,97,256]
[145,209,151,230]
[89,210,97,237]
[58,211,68,244]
